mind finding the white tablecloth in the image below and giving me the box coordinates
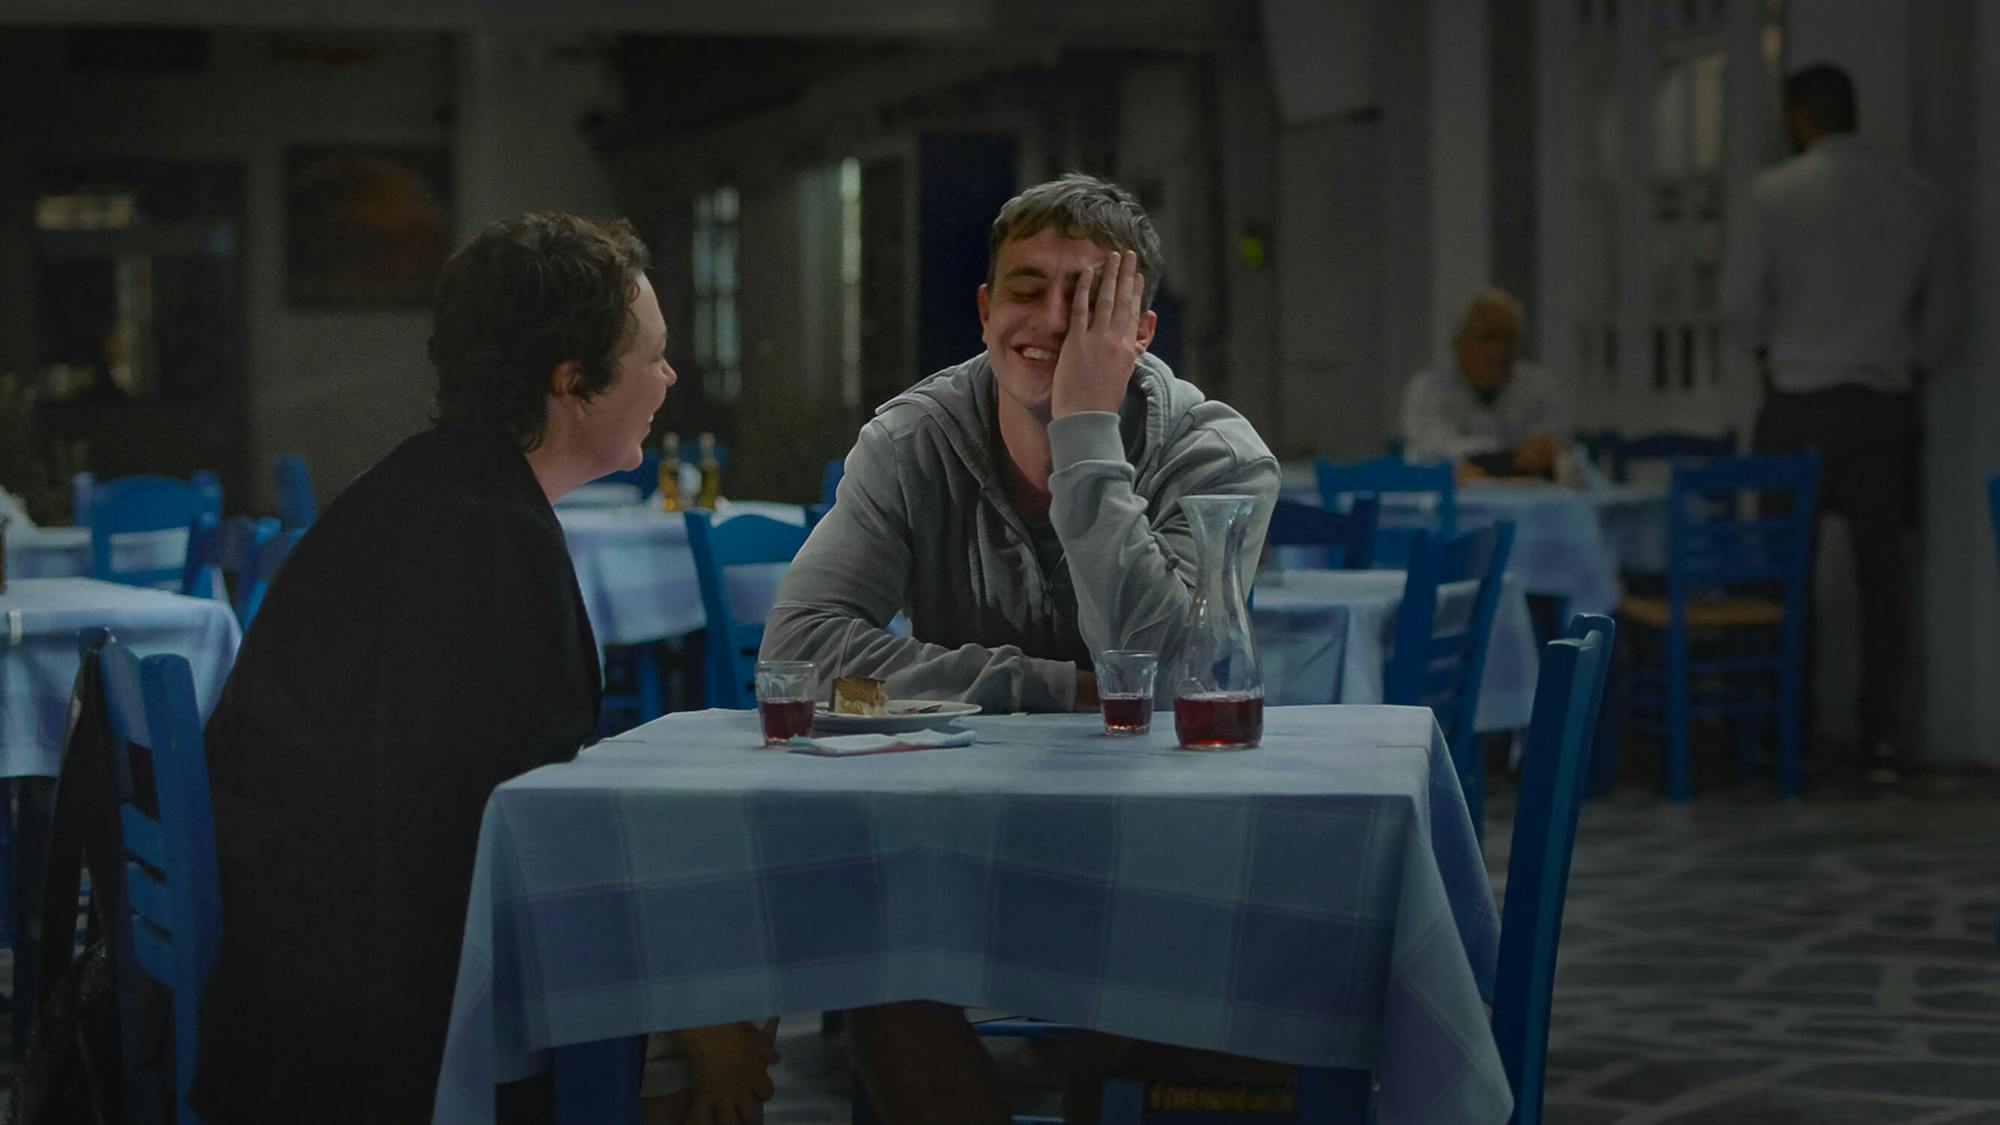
[1254,568,1539,732]
[6,525,190,582]
[0,578,241,777]
[557,501,806,646]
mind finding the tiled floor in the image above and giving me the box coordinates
[6,756,1997,1122]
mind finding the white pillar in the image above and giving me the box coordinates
[1533,0,1578,398]
[1428,0,1491,345]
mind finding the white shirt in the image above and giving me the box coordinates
[1399,360,1571,463]
[1720,134,1955,395]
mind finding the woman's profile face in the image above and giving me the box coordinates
[575,272,676,475]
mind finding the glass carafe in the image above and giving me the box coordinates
[1173,494,1263,749]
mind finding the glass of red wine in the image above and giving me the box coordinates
[1093,650,1158,737]
[754,660,816,746]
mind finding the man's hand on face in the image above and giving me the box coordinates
[1050,249,1146,419]
[1513,433,1560,476]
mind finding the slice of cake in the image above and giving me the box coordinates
[832,676,891,716]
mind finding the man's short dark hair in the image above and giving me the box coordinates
[429,212,652,451]
[987,173,1165,311]
[1785,64,1857,134]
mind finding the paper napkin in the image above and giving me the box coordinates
[786,729,978,756]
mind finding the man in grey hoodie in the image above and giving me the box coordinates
[764,173,1277,714]
[761,175,1280,1120]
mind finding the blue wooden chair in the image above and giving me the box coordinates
[1385,522,1516,841]
[182,513,280,625]
[97,635,222,1125]
[1264,496,1379,571]
[685,510,810,709]
[1315,455,1456,567]
[593,447,663,502]
[821,457,846,508]
[1607,453,1819,800]
[89,472,223,589]
[1607,430,1737,484]
[1097,616,1614,1125]
[273,453,317,530]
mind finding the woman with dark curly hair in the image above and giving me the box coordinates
[188,213,681,1123]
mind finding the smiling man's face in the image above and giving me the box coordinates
[978,226,1152,424]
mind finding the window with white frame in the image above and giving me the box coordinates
[692,185,742,400]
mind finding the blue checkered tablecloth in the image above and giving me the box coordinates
[1255,569,1538,732]
[434,705,1510,1125]
[0,578,240,777]
[558,501,805,645]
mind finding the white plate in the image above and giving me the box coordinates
[812,700,982,734]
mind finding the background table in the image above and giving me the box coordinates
[6,525,189,582]
[435,705,1511,1125]
[557,501,805,645]
[1400,482,1667,616]
[1255,568,1538,731]
[0,577,241,777]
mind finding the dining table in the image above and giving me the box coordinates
[556,500,806,646]
[5,524,189,582]
[0,577,241,778]
[433,704,1512,1125]
[1254,567,1538,732]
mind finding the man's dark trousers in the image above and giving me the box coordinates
[1752,383,1917,752]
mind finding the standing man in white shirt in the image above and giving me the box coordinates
[1720,63,1956,783]
[1399,287,1572,479]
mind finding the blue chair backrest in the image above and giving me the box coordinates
[685,510,810,709]
[1386,521,1516,835]
[1609,430,1737,483]
[1264,497,1379,570]
[1492,613,1614,1125]
[1316,455,1456,566]
[592,447,663,501]
[274,453,317,529]
[72,471,95,526]
[96,634,221,1125]
[90,473,224,589]
[821,457,846,508]
[1666,453,1819,600]
[182,513,278,623]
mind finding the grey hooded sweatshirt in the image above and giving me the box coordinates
[760,350,1279,712]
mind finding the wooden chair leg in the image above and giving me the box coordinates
[1665,626,1692,801]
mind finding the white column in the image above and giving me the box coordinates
[1427,0,1491,345]
[1533,0,1578,397]
[1919,0,2000,762]
[1613,0,1653,399]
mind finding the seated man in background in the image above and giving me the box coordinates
[1400,286,1572,479]
[761,174,1279,1122]
[190,213,773,1124]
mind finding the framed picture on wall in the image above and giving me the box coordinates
[284,145,450,307]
